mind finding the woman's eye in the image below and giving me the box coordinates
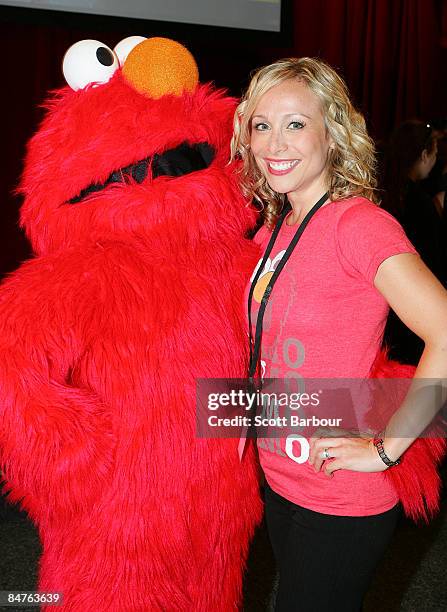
[253,122,269,131]
[288,121,304,129]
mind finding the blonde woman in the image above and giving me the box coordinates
[231,58,447,611]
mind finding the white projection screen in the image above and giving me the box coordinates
[0,1,282,32]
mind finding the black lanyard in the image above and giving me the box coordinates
[248,192,329,383]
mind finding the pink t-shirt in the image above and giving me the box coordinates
[249,197,417,516]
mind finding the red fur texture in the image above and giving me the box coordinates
[0,70,262,610]
[370,353,446,522]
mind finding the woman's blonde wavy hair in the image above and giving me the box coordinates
[230,57,379,227]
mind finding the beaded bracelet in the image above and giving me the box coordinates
[373,435,401,467]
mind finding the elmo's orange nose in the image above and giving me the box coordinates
[122,37,199,98]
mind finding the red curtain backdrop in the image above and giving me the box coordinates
[442,0,447,46]
[286,0,446,139]
[1,0,446,274]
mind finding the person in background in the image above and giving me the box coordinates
[381,120,446,363]
[423,118,447,216]
[381,120,445,283]
[231,57,447,611]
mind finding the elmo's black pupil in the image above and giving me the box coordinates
[96,47,114,66]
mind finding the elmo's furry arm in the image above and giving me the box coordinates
[0,254,115,521]
[370,354,446,522]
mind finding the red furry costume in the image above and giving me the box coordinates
[0,38,262,610]
[369,355,446,522]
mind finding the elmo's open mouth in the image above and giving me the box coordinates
[67,142,215,204]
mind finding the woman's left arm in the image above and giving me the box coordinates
[309,252,447,475]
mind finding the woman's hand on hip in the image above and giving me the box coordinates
[308,428,387,476]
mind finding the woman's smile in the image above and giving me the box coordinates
[265,158,301,175]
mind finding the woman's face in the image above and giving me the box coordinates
[249,79,333,205]
[420,141,437,179]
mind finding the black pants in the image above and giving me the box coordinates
[264,484,400,612]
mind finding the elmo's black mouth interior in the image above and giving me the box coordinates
[67,142,215,205]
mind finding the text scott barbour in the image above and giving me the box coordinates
[207,414,342,428]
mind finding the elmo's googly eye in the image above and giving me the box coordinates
[62,40,119,91]
[114,36,147,66]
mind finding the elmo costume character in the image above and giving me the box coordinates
[0,37,262,611]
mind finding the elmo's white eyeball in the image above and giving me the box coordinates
[114,36,147,66]
[62,40,119,91]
